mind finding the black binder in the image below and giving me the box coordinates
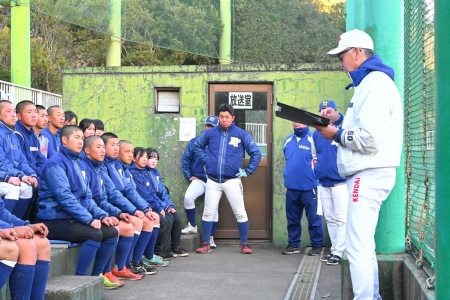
[275,102,330,127]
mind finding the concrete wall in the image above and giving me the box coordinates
[63,63,353,247]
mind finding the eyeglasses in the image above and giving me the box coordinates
[338,47,354,62]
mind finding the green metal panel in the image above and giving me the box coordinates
[10,0,31,87]
[63,64,352,246]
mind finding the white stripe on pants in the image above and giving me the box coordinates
[184,179,218,222]
[319,183,348,257]
[345,168,396,300]
[202,178,248,223]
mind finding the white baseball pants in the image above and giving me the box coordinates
[184,179,218,222]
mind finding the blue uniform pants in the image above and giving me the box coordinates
[285,188,324,248]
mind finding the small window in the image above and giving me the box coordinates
[156,89,180,113]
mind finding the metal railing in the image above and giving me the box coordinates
[0,80,62,108]
[245,123,267,144]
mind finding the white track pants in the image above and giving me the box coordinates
[202,178,248,223]
[0,182,33,200]
[184,179,218,222]
[319,183,348,257]
[345,168,396,300]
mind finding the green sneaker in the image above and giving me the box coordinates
[100,273,120,290]
[143,255,169,267]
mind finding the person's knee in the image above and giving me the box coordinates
[183,196,195,208]
[118,221,134,237]
[87,228,103,242]
[0,240,19,262]
[20,183,33,199]
[130,216,144,232]
[33,236,51,261]
[151,212,160,225]
[2,184,20,200]
[142,216,153,231]
[202,208,215,221]
[234,210,248,223]
[16,238,37,265]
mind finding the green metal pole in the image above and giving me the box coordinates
[106,0,121,67]
[219,0,231,64]
[345,0,355,31]
[435,0,450,297]
[10,0,31,87]
[365,0,405,254]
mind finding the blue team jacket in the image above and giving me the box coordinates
[41,128,61,158]
[312,130,346,187]
[283,130,318,191]
[37,146,108,225]
[128,164,165,213]
[193,123,261,183]
[146,166,175,210]
[103,156,150,213]
[0,121,37,181]
[0,198,29,228]
[14,121,47,174]
[181,136,207,181]
[82,156,122,218]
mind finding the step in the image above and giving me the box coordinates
[45,275,104,300]
[180,232,201,252]
[50,246,82,277]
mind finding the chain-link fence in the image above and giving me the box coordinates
[404,0,435,274]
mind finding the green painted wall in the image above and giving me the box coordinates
[63,64,352,247]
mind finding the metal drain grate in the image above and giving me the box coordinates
[284,247,323,300]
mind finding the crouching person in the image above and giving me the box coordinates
[36,125,119,289]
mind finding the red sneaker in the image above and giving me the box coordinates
[104,272,124,287]
[240,243,253,254]
[111,267,143,280]
[196,242,212,253]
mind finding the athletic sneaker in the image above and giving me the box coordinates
[104,272,124,287]
[307,246,322,256]
[327,255,342,265]
[282,245,301,255]
[196,242,212,253]
[100,273,120,290]
[143,255,169,267]
[111,266,143,280]
[181,222,198,234]
[321,254,333,262]
[210,236,217,249]
[240,243,253,254]
[163,250,175,260]
[172,247,189,257]
[125,263,146,275]
[135,261,158,275]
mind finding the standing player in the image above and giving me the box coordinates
[312,100,347,265]
[282,122,324,256]
[315,29,403,299]
[181,115,219,248]
[193,104,261,254]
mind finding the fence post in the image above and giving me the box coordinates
[435,0,450,297]
[11,0,31,87]
[219,0,232,64]
[106,0,121,67]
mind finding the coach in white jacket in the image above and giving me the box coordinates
[314,29,403,300]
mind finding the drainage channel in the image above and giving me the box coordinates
[284,247,323,300]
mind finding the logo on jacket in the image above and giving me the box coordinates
[146,182,150,186]
[352,177,360,202]
[298,145,310,150]
[348,103,354,108]
[229,137,241,147]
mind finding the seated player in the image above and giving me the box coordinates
[93,119,105,136]
[37,125,120,289]
[41,105,65,158]
[33,105,49,158]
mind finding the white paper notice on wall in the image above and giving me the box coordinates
[179,118,197,141]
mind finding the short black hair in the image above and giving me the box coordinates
[101,132,118,145]
[83,135,103,149]
[36,105,46,112]
[61,125,82,140]
[16,100,35,114]
[93,119,104,131]
[145,147,159,160]
[217,103,234,116]
[133,147,147,159]
[64,110,77,124]
[47,105,62,115]
[79,118,95,133]
[0,100,12,112]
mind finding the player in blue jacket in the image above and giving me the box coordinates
[180,116,220,248]
[193,103,261,254]
[37,125,119,288]
[282,122,324,256]
[40,105,64,158]
[312,100,348,265]
[0,100,36,219]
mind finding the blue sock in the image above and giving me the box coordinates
[211,221,218,236]
[31,260,50,300]
[9,264,35,299]
[202,220,213,243]
[132,231,152,264]
[103,246,116,274]
[12,198,32,220]
[0,262,13,288]
[237,221,249,244]
[115,236,133,271]
[92,237,118,276]
[185,208,196,226]
[76,239,101,275]
[3,199,17,213]
[126,233,140,265]
[144,227,159,259]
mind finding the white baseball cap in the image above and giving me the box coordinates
[327,29,374,57]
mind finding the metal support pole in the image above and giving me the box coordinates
[106,0,121,67]
[435,0,450,297]
[11,0,31,87]
[219,0,231,64]
[346,0,365,31]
